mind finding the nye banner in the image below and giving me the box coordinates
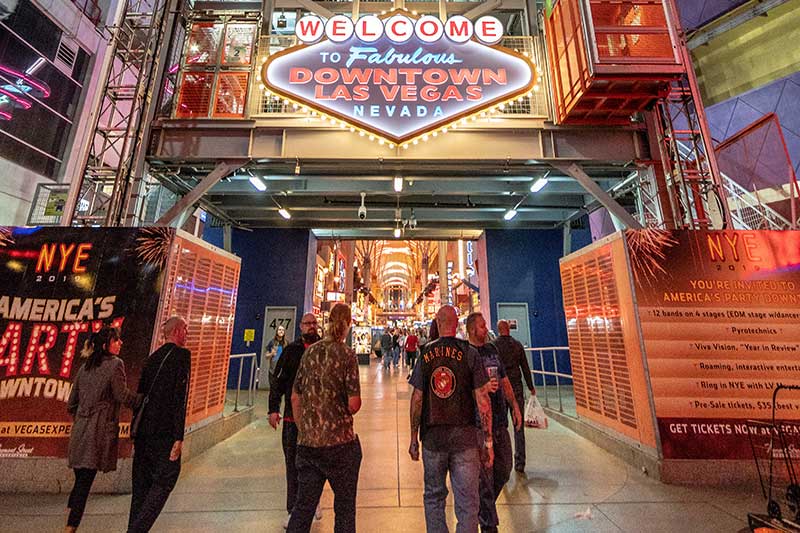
[0,227,171,458]
[627,229,800,460]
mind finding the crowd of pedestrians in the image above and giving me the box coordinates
[63,304,534,533]
[65,316,191,533]
[268,304,534,533]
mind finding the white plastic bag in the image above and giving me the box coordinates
[524,396,548,429]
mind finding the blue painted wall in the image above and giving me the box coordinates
[570,217,593,253]
[204,227,313,388]
[484,229,573,385]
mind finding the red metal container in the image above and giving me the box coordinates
[545,0,685,125]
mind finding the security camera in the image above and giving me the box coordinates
[358,192,367,220]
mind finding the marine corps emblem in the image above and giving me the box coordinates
[431,366,456,399]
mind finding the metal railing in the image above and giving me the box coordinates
[675,140,792,231]
[525,346,573,415]
[228,352,258,412]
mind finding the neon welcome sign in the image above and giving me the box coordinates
[262,9,538,146]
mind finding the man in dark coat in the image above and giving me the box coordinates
[128,316,191,533]
[492,320,535,473]
[268,312,321,528]
[380,329,393,370]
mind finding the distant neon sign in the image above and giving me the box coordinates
[262,9,537,145]
[0,62,51,121]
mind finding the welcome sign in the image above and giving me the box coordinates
[262,10,537,144]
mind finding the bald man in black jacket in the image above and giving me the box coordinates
[128,316,191,533]
[492,320,535,473]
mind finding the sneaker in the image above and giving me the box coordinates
[315,503,323,521]
[283,513,291,529]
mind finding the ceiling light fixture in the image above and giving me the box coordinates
[393,176,403,192]
[530,177,548,193]
[393,226,401,239]
[248,176,266,191]
[531,171,551,193]
[503,209,518,221]
[272,196,291,219]
[294,158,301,175]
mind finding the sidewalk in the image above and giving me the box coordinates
[0,361,760,532]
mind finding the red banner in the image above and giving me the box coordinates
[627,229,800,460]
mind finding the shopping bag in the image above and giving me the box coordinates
[524,396,548,429]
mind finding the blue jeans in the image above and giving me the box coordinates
[393,347,400,366]
[478,428,513,530]
[422,445,480,533]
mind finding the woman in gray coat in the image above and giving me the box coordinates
[65,326,136,532]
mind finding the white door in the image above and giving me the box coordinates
[496,302,531,348]
[259,306,297,390]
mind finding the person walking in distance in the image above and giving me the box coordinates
[127,316,191,533]
[409,305,494,533]
[392,328,401,368]
[404,329,419,378]
[467,313,522,533]
[492,320,535,473]
[380,328,393,371]
[65,326,137,532]
[288,303,362,533]
[268,313,323,528]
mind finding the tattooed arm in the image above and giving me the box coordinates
[409,388,423,461]
[474,382,494,467]
[502,376,522,430]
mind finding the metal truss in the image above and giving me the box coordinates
[648,0,732,230]
[67,0,177,226]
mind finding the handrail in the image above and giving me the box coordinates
[229,352,258,412]
[524,346,571,413]
[675,140,791,230]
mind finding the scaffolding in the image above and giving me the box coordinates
[64,0,179,226]
[648,0,732,230]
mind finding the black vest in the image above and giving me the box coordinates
[420,337,476,437]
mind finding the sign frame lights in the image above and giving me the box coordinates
[261,9,539,146]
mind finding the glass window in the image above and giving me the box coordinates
[176,72,214,118]
[0,31,83,119]
[186,23,223,66]
[213,72,249,117]
[0,14,87,178]
[222,24,256,66]
[2,0,61,60]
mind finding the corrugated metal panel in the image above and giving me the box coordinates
[561,245,637,429]
[158,235,240,428]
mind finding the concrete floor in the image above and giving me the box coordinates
[0,361,763,532]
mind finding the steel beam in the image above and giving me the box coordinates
[553,162,643,229]
[156,159,247,226]
[463,0,502,20]
[295,0,334,20]
[687,0,790,49]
